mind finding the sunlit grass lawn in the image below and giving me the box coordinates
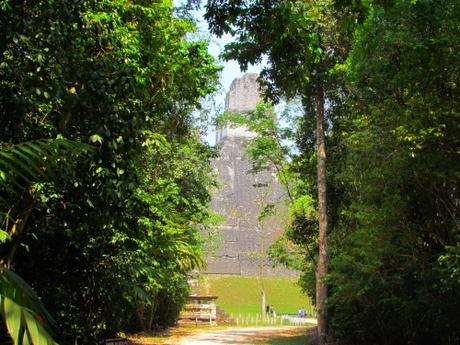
[199,275,314,316]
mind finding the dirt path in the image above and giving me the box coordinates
[177,326,313,345]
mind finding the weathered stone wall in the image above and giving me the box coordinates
[224,73,261,113]
[216,73,260,143]
[205,74,295,277]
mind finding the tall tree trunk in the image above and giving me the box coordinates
[258,222,267,321]
[315,82,328,344]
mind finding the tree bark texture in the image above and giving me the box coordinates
[315,82,328,345]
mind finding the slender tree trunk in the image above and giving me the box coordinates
[258,223,267,321]
[261,286,266,320]
[148,303,156,331]
[315,82,328,345]
[137,304,146,331]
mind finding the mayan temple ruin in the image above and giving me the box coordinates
[205,74,293,276]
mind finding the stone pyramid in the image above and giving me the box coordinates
[205,74,294,276]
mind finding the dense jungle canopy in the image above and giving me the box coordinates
[0,0,459,344]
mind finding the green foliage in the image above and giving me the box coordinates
[206,0,351,101]
[218,102,290,179]
[207,0,460,343]
[148,272,191,327]
[0,139,91,199]
[1,0,219,344]
[0,268,58,345]
[324,0,460,343]
[2,0,458,343]
[0,139,91,345]
[205,7,357,339]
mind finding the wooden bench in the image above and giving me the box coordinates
[178,295,218,325]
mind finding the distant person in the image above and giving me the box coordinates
[298,308,302,317]
[266,305,270,314]
[300,307,306,318]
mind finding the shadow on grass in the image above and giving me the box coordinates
[242,327,313,345]
[262,334,308,345]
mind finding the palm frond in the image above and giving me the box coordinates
[0,139,93,344]
[173,240,205,271]
[0,139,92,194]
[0,268,57,345]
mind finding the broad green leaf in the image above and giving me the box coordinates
[4,297,22,345]
[22,332,31,345]
[0,151,33,185]
[24,309,55,345]
[0,229,10,243]
[3,269,56,327]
